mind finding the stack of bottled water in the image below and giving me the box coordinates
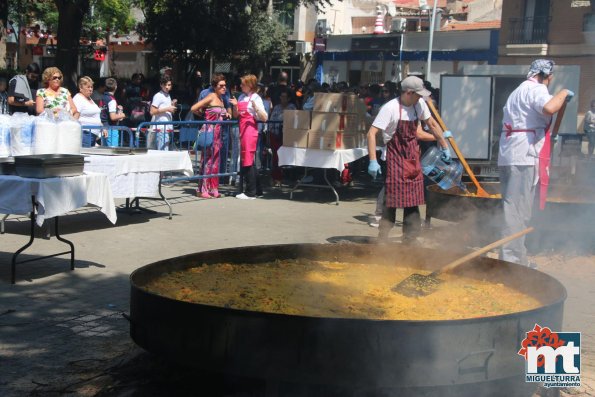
[421,146,467,191]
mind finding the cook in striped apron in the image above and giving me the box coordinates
[367,76,450,243]
[378,99,425,241]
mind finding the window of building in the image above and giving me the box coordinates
[508,0,550,44]
[270,66,300,84]
[584,13,595,31]
[361,71,383,85]
[317,19,328,37]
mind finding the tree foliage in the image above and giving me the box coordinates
[6,0,134,89]
[241,9,291,73]
[8,0,58,33]
[8,0,134,40]
[84,0,135,39]
[134,0,337,70]
[134,0,248,61]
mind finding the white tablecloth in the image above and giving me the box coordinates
[278,147,368,172]
[84,150,193,198]
[0,172,117,226]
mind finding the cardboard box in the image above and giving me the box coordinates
[313,93,342,113]
[348,94,368,115]
[282,110,311,130]
[283,129,309,148]
[307,130,358,150]
[307,130,335,150]
[344,128,370,149]
[313,93,365,113]
[340,113,369,134]
[340,133,358,150]
[353,132,368,149]
[311,112,341,133]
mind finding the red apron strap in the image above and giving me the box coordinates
[503,123,536,137]
[538,123,552,210]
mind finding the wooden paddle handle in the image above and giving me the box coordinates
[551,102,567,138]
[436,227,535,275]
[426,101,489,197]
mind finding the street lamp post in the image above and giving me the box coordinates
[426,0,438,86]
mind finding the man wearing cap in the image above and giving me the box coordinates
[498,59,573,267]
[367,75,450,242]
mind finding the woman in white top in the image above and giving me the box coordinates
[230,74,268,199]
[73,76,103,147]
[150,74,177,150]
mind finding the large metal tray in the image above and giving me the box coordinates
[0,157,16,175]
[14,154,85,178]
[81,147,149,155]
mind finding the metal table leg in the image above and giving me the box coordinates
[158,172,173,219]
[116,197,143,215]
[322,169,340,205]
[11,196,75,284]
[54,216,75,271]
[127,172,173,219]
[1,214,8,234]
[289,168,339,205]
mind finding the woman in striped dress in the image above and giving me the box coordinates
[190,74,229,198]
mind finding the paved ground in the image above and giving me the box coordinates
[0,176,593,396]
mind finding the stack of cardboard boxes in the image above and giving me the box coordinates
[282,93,371,150]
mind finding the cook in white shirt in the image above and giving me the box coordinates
[497,59,574,267]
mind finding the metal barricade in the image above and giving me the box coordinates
[135,120,240,185]
[80,125,135,147]
[124,120,285,188]
[256,120,284,173]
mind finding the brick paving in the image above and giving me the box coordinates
[0,180,593,396]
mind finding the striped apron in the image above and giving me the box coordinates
[385,99,425,208]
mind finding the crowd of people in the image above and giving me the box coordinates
[0,61,576,267]
[0,64,428,148]
[178,71,422,199]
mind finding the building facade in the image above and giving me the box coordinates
[498,0,595,127]
[316,27,499,89]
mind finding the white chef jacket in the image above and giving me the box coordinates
[498,79,553,167]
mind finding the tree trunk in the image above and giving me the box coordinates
[54,0,89,91]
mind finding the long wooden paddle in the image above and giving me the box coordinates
[551,102,567,139]
[392,227,534,297]
[426,100,490,198]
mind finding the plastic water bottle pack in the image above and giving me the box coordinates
[421,146,467,191]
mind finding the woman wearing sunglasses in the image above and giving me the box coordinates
[36,67,79,118]
[190,73,230,198]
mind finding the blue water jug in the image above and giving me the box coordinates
[421,146,466,191]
